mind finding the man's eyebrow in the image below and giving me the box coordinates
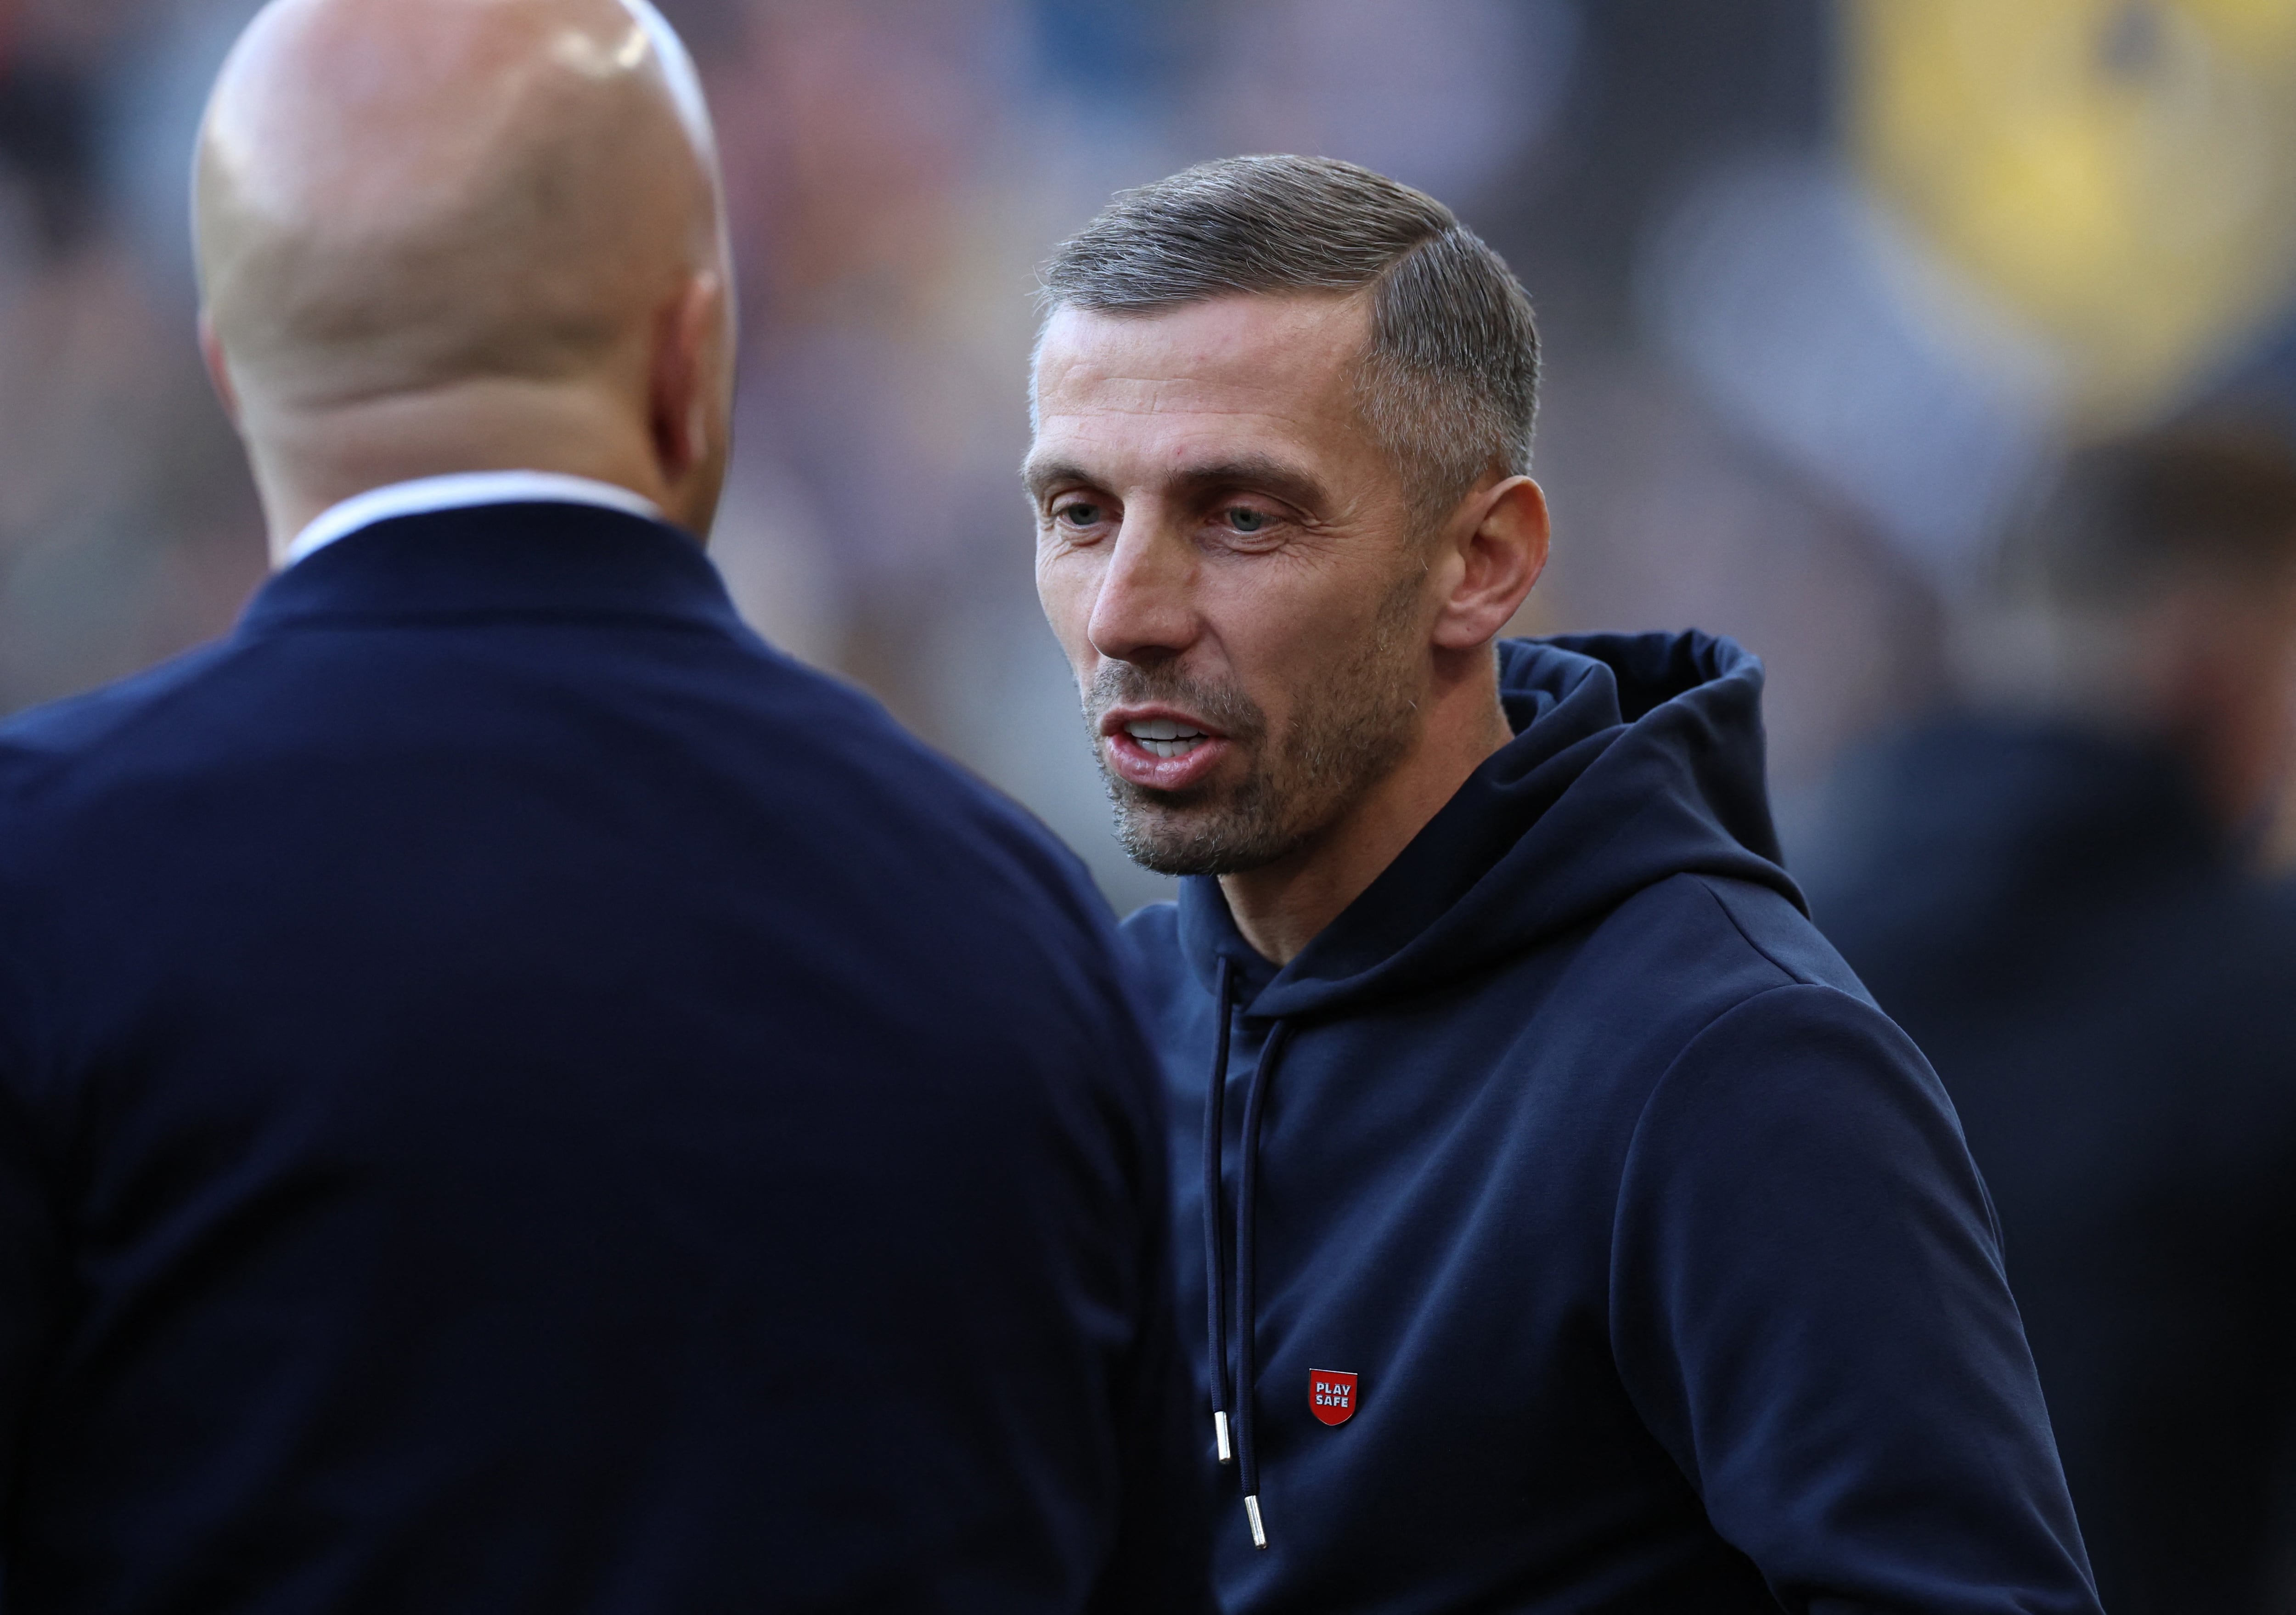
[1021,458,1094,501]
[1023,452,1331,510]
[1166,455,1329,512]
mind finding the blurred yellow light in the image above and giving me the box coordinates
[1848,0,2296,423]
[2178,0,2296,56]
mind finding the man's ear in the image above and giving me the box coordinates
[198,312,242,430]
[647,270,727,483]
[1431,475,1549,651]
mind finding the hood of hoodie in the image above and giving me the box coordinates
[1178,632,1803,1020]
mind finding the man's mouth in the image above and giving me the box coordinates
[1123,717,1210,760]
[1099,705,1233,792]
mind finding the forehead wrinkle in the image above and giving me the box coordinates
[1048,370,1316,417]
[1038,367,1352,433]
[1040,311,1364,409]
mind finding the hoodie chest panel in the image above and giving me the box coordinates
[1170,953,1763,1608]
[1204,994,1649,1425]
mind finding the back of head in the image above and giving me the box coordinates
[194,0,733,537]
[2005,423,2296,610]
[1964,416,2296,825]
[200,0,718,405]
[1969,419,2296,691]
[1038,155,1540,521]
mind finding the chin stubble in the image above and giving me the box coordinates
[1085,573,1424,878]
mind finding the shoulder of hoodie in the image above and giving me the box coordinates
[1587,870,1944,1129]
[1564,866,1931,1102]
[1586,867,1878,1009]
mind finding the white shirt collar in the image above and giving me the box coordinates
[282,471,667,568]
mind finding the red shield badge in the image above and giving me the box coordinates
[1309,1369,1358,1426]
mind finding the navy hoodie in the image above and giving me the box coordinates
[1120,635,2100,1614]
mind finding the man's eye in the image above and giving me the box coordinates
[1224,508,1270,534]
[1055,503,1104,527]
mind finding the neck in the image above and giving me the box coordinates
[244,377,670,566]
[1220,652,1514,966]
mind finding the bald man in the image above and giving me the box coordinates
[0,2,1206,1610]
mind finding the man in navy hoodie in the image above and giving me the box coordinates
[1027,154,2100,1613]
[0,1,1204,1609]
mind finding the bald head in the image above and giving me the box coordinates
[195,0,736,550]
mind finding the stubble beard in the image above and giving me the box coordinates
[1084,572,1426,877]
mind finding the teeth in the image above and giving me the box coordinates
[1125,718,1207,742]
[1137,737,1205,759]
[1121,717,1210,762]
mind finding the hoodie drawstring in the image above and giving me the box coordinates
[1204,959,1293,1552]
[1203,959,1236,1471]
[1234,1018,1293,1550]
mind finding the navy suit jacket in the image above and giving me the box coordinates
[0,504,1206,1612]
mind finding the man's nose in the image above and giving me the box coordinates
[1088,517,1198,665]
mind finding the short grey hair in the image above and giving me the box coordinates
[1038,154,1540,521]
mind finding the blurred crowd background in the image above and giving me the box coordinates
[9,2,2296,1606]
[8,0,2296,908]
